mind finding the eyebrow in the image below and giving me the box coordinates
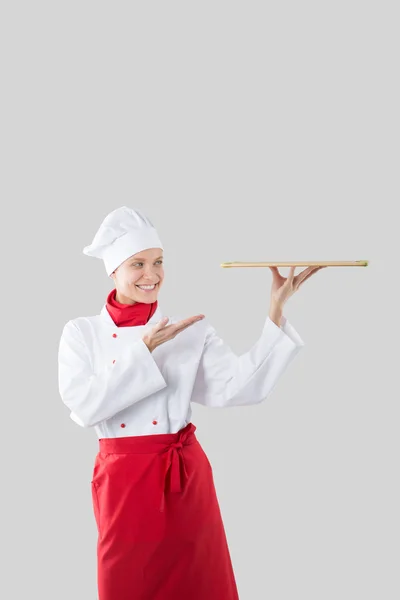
[131,255,164,261]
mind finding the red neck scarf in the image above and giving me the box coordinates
[106,288,158,327]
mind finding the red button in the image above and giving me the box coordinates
[152,420,158,425]
[112,333,117,338]
[120,423,126,428]
[112,359,116,364]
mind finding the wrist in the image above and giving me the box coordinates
[269,308,283,327]
[143,338,154,353]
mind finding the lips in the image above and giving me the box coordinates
[136,283,158,289]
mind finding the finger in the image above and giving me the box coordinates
[173,322,195,335]
[296,267,321,288]
[152,317,170,332]
[174,315,205,332]
[287,266,296,282]
[154,316,197,336]
[293,266,317,285]
[169,322,199,339]
[154,322,190,342]
[269,266,281,279]
[179,315,205,327]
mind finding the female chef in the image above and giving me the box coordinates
[58,206,324,600]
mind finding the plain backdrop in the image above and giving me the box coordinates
[1,1,398,599]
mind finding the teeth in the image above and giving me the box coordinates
[137,284,156,289]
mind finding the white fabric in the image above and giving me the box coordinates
[83,206,163,276]
[58,306,305,438]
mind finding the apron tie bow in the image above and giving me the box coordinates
[159,429,192,512]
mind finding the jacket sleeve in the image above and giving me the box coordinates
[57,320,168,427]
[190,315,305,408]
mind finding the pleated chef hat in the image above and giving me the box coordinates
[83,206,164,276]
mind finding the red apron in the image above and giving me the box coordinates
[91,422,240,599]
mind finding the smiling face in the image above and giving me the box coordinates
[110,247,164,304]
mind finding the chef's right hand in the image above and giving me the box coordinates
[142,315,205,353]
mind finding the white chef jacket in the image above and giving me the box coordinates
[57,304,305,438]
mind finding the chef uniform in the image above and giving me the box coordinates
[58,206,305,600]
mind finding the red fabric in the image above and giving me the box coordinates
[91,423,239,599]
[106,288,158,327]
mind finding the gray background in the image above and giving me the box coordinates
[1,1,398,598]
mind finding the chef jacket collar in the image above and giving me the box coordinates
[100,303,163,326]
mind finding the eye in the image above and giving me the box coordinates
[132,261,163,267]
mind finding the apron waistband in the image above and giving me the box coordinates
[98,422,197,512]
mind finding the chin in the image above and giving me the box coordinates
[133,291,159,303]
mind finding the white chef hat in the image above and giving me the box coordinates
[83,206,164,276]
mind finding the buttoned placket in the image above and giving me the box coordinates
[111,329,158,431]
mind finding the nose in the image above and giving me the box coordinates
[139,272,159,283]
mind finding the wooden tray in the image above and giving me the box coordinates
[220,260,369,268]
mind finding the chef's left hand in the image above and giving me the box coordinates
[269,266,327,311]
